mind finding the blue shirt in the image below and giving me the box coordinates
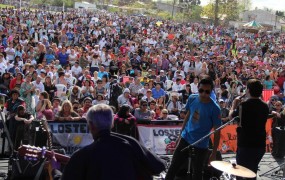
[151,88,165,99]
[181,94,222,148]
[98,71,108,79]
[58,52,69,66]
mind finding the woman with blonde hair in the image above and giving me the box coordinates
[54,100,81,121]
[36,99,54,121]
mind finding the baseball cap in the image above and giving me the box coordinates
[219,99,225,103]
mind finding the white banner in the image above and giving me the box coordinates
[49,122,93,155]
[137,125,182,155]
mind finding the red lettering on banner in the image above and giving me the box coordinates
[211,118,273,153]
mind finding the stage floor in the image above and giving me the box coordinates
[0,153,284,180]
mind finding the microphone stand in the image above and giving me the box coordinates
[181,116,240,178]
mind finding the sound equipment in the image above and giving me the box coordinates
[272,126,285,158]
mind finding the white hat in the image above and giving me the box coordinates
[123,88,130,93]
[219,99,225,103]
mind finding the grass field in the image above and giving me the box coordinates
[0,4,15,8]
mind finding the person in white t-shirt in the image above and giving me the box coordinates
[182,59,190,74]
[32,76,45,93]
[69,49,78,65]
[190,77,199,94]
[5,43,15,62]
[71,62,83,78]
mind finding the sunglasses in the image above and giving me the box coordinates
[163,113,168,114]
[142,104,148,107]
[198,88,211,94]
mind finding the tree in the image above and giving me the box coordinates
[239,0,252,11]
[276,11,285,17]
[51,0,76,7]
[189,5,203,20]
[202,0,251,24]
[201,3,215,19]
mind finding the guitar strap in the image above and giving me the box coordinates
[34,158,47,180]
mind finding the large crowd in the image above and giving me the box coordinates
[1,7,285,146]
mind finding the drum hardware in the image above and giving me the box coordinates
[181,116,240,179]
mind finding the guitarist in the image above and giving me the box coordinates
[53,104,166,180]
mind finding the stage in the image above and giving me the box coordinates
[0,153,283,180]
[155,153,285,180]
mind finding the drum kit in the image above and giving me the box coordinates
[210,160,257,180]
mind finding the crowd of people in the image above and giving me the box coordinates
[0,4,284,180]
[0,5,283,146]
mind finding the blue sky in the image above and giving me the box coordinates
[201,0,285,11]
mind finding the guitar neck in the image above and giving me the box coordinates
[45,150,70,165]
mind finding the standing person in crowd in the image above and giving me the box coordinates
[166,76,222,180]
[230,79,269,180]
[3,89,25,147]
[14,105,34,150]
[20,74,36,114]
[55,104,165,180]
[113,104,136,137]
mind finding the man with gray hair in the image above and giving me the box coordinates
[61,104,165,180]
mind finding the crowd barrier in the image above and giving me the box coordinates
[47,119,273,155]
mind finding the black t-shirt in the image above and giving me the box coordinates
[140,61,149,71]
[236,99,269,148]
[17,113,32,125]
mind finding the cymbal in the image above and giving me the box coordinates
[210,161,256,178]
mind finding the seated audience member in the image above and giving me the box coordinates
[54,100,81,121]
[157,109,171,120]
[166,93,183,116]
[79,97,93,116]
[113,104,136,137]
[69,85,82,103]
[52,97,61,119]
[36,99,54,121]
[134,100,153,122]
[117,88,133,109]
[92,93,107,105]
[72,101,81,114]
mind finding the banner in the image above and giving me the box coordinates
[137,125,182,155]
[49,122,93,155]
[211,118,273,153]
[137,119,273,155]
